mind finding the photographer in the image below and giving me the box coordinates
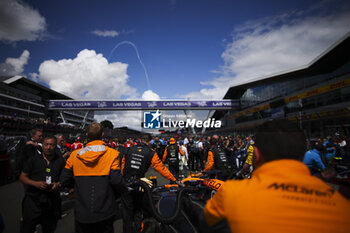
[19,135,65,233]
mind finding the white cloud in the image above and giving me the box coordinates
[222,11,350,86]
[0,0,46,42]
[95,111,142,130]
[142,90,160,100]
[180,2,350,99]
[94,90,161,131]
[91,30,119,37]
[31,50,165,130]
[0,50,30,76]
[32,49,138,99]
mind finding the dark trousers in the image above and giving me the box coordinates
[156,149,163,161]
[121,191,148,233]
[203,149,209,164]
[21,195,59,233]
[169,163,179,179]
[188,152,196,171]
[189,152,202,171]
[75,216,114,233]
[197,151,204,170]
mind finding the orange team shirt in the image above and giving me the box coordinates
[203,151,214,171]
[65,140,120,176]
[204,159,350,233]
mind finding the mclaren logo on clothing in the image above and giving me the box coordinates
[268,183,335,198]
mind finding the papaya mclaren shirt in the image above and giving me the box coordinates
[204,159,350,233]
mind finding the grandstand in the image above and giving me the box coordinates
[213,32,350,138]
[0,76,94,135]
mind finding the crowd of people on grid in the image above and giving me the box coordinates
[14,121,350,233]
[108,134,258,178]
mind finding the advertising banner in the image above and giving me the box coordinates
[47,100,239,110]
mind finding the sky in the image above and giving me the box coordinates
[0,0,350,130]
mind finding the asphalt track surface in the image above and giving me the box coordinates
[0,168,169,233]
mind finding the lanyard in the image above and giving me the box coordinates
[43,156,54,184]
[43,156,53,173]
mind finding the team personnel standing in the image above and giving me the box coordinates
[22,129,43,167]
[239,135,255,177]
[116,136,128,165]
[60,122,125,233]
[109,139,118,149]
[125,138,137,148]
[323,137,336,163]
[162,138,185,179]
[19,135,65,233]
[187,137,199,171]
[55,134,71,160]
[121,134,176,233]
[179,141,189,176]
[201,119,350,233]
[197,137,205,170]
[151,136,164,160]
[202,135,232,180]
[71,136,84,151]
[203,136,211,165]
[303,143,326,174]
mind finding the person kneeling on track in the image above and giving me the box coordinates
[200,119,350,233]
[121,134,177,233]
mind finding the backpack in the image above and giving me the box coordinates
[190,143,199,153]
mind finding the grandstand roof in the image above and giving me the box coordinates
[213,32,350,120]
[2,76,71,100]
[223,32,350,100]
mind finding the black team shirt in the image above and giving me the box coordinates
[22,153,65,198]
